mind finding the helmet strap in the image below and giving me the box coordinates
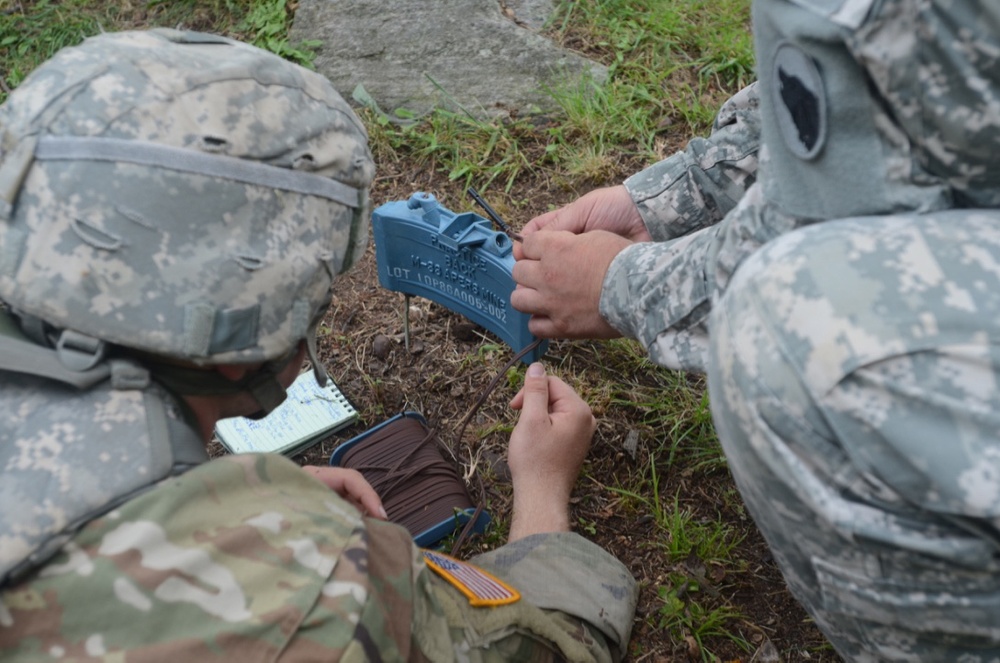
[306,329,329,387]
[140,348,300,416]
[10,308,311,417]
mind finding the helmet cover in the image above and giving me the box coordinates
[0,29,374,365]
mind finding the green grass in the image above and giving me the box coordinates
[545,0,754,172]
[360,0,754,195]
[0,0,318,104]
[573,335,755,660]
[237,0,320,67]
[1,1,104,99]
[657,579,749,661]
[553,0,755,86]
[378,107,536,194]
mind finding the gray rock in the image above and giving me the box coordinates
[502,0,557,31]
[372,333,393,360]
[291,0,606,118]
[750,639,782,663]
[622,429,640,460]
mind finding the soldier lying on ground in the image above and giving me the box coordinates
[511,2,1000,661]
[0,29,636,661]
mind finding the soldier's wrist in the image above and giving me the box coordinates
[508,494,571,542]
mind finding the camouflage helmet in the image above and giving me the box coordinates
[0,29,374,378]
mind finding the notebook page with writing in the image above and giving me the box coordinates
[214,372,358,455]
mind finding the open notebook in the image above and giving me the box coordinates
[215,372,359,456]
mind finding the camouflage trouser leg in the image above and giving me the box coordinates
[707,211,1000,662]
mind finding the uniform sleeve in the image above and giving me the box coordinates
[598,83,762,373]
[624,82,761,242]
[469,532,637,659]
[599,225,719,372]
[408,531,637,663]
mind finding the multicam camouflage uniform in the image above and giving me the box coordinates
[0,30,636,661]
[599,1,1000,660]
[0,452,635,662]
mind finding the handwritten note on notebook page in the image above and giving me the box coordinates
[214,372,359,456]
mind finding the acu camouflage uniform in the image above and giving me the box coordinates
[0,30,637,662]
[599,1,1000,660]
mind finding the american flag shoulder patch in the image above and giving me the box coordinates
[421,549,521,607]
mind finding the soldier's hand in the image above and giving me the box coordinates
[511,229,630,339]
[514,185,651,252]
[302,466,388,520]
[507,363,596,541]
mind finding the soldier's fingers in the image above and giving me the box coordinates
[303,467,388,519]
[545,376,588,414]
[516,230,559,261]
[509,386,526,410]
[511,256,543,290]
[521,209,559,235]
[336,471,387,519]
[513,240,526,260]
[509,285,548,318]
[526,315,563,339]
[347,480,388,520]
[516,363,551,425]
